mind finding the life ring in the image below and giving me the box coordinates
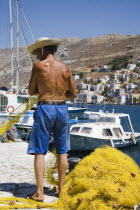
[7,106,14,113]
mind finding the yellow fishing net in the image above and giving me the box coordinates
[0,96,38,136]
[0,146,140,209]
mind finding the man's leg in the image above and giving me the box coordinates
[32,154,45,201]
[57,153,68,195]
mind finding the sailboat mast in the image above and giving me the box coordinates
[9,0,14,89]
[16,0,20,94]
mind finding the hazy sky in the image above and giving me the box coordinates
[0,0,140,49]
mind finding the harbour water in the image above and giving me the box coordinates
[68,103,140,166]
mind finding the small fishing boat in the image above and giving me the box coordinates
[70,110,140,150]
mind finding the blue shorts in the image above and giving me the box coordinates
[27,104,70,155]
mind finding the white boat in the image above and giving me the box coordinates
[80,110,103,120]
[70,111,140,150]
[68,107,88,113]
[0,90,29,117]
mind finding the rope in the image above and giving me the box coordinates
[19,0,35,42]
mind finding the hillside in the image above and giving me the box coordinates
[0,33,140,88]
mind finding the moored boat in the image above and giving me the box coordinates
[70,111,140,150]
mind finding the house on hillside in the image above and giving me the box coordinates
[126,94,133,104]
[126,83,136,92]
[117,94,126,104]
[127,64,136,70]
[73,75,80,81]
[91,94,105,104]
[77,92,93,103]
[78,83,88,90]
[115,88,125,96]
[110,73,118,80]
[104,75,110,83]
[92,84,104,93]
[84,76,92,82]
[119,73,129,83]
[110,83,121,92]
[136,82,140,89]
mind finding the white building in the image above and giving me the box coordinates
[99,78,106,84]
[127,64,136,70]
[110,83,121,92]
[117,94,126,104]
[73,75,80,81]
[104,75,110,82]
[78,83,87,90]
[101,65,108,69]
[92,84,104,93]
[84,76,92,82]
[126,83,136,92]
[91,94,105,104]
[77,92,94,103]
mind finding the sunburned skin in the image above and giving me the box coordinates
[29,54,77,102]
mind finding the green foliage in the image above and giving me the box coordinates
[119,78,125,83]
[91,69,96,72]
[79,72,84,79]
[133,97,137,104]
[136,62,140,67]
[108,56,133,71]
[101,87,110,97]
[90,87,94,91]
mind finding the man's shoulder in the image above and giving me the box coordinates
[32,61,43,70]
[57,60,70,71]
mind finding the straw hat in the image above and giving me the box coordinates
[27,37,61,55]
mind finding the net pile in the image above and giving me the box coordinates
[0,146,140,209]
[59,146,140,210]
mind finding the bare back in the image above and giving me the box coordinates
[29,55,77,101]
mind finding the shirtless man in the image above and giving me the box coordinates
[27,37,77,201]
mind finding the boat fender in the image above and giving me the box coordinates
[7,106,14,113]
[118,133,125,144]
[131,133,136,144]
[109,136,114,148]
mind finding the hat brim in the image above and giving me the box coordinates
[27,39,60,55]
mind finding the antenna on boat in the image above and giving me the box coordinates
[16,0,20,94]
[9,0,14,90]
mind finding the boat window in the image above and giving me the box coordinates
[17,96,24,103]
[113,128,122,136]
[17,96,28,103]
[81,127,92,134]
[71,127,80,133]
[97,117,116,123]
[0,96,8,112]
[102,129,113,136]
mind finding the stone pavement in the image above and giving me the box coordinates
[0,142,59,209]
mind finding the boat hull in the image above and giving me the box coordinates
[70,134,140,150]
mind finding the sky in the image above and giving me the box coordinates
[0,0,140,49]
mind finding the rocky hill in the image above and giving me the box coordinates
[0,33,140,88]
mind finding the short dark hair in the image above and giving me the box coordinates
[43,45,57,54]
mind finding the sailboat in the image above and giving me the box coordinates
[0,0,34,117]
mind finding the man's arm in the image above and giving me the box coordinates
[66,69,77,99]
[29,64,38,96]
